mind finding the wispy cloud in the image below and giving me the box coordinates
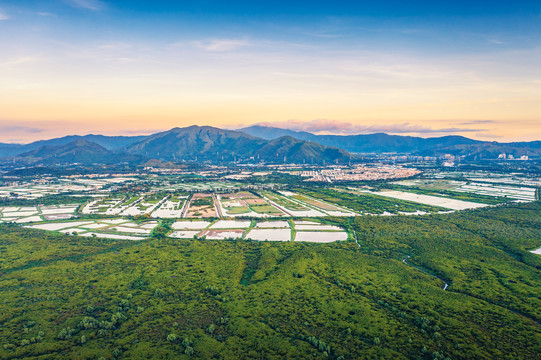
[488,38,505,45]
[191,39,250,52]
[475,132,503,139]
[458,120,497,125]
[98,42,132,50]
[38,12,57,17]
[305,31,346,39]
[0,55,41,69]
[253,119,485,136]
[64,0,106,11]
[0,11,9,20]
[0,125,45,134]
[0,120,158,143]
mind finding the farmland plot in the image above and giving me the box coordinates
[210,220,252,229]
[82,197,124,215]
[169,230,201,239]
[0,204,78,223]
[185,194,217,218]
[41,205,78,215]
[218,192,285,218]
[172,221,211,230]
[292,220,349,243]
[292,193,357,216]
[15,216,43,223]
[199,229,245,240]
[456,183,537,201]
[245,228,292,241]
[80,233,145,241]
[25,218,157,240]
[373,190,487,210]
[294,231,348,243]
[151,194,187,218]
[29,221,95,231]
[260,191,308,211]
[263,191,358,217]
[255,221,290,228]
[295,224,344,231]
[0,182,94,200]
[120,195,165,216]
[218,195,256,217]
[175,181,240,192]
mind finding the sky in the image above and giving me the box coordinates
[0,0,540,143]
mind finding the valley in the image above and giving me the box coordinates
[0,159,539,360]
[0,165,538,244]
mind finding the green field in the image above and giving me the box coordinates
[0,201,540,359]
[260,191,308,211]
[225,206,251,215]
[250,204,282,214]
[190,197,214,207]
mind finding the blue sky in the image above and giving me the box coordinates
[0,0,540,142]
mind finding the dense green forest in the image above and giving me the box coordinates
[0,203,540,359]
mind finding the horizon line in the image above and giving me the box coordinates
[1,124,538,145]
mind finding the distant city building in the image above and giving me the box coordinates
[298,165,421,182]
[520,155,529,160]
[498,153,506,159]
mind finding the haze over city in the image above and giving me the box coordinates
[1,0,540,142]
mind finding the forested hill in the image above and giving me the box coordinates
[0,201,539,359]
[123,125,354,163]
[239,125,541,158]
[0,126,354,165]
[2,140,143,166]
[2,125,540,162]
[0,135,145,158]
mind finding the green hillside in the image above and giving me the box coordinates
[0,203,540,359]
[125,126,353,163]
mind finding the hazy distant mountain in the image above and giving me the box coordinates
[5,139,143,165]
[0,134,145,158]
[28,134,147,150]
[238,126,479,152]
[238,125,319,142]
[2,125,539,166]
[0,143,25,158]
[419,141,541,159]
[125,125,353,163]
[238,125,541,158]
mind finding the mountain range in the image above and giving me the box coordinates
[0,125,539,167]
[0,134,146,158]
[239,126,541,159]
[125,126,352,163]
[0,126,353,166]
[7,139,144,166]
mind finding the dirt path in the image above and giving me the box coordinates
[402,255,449,291]
[181,195,192,218]
[212,193,223,218]
[400,256,539,325]
[353,230,361,248]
